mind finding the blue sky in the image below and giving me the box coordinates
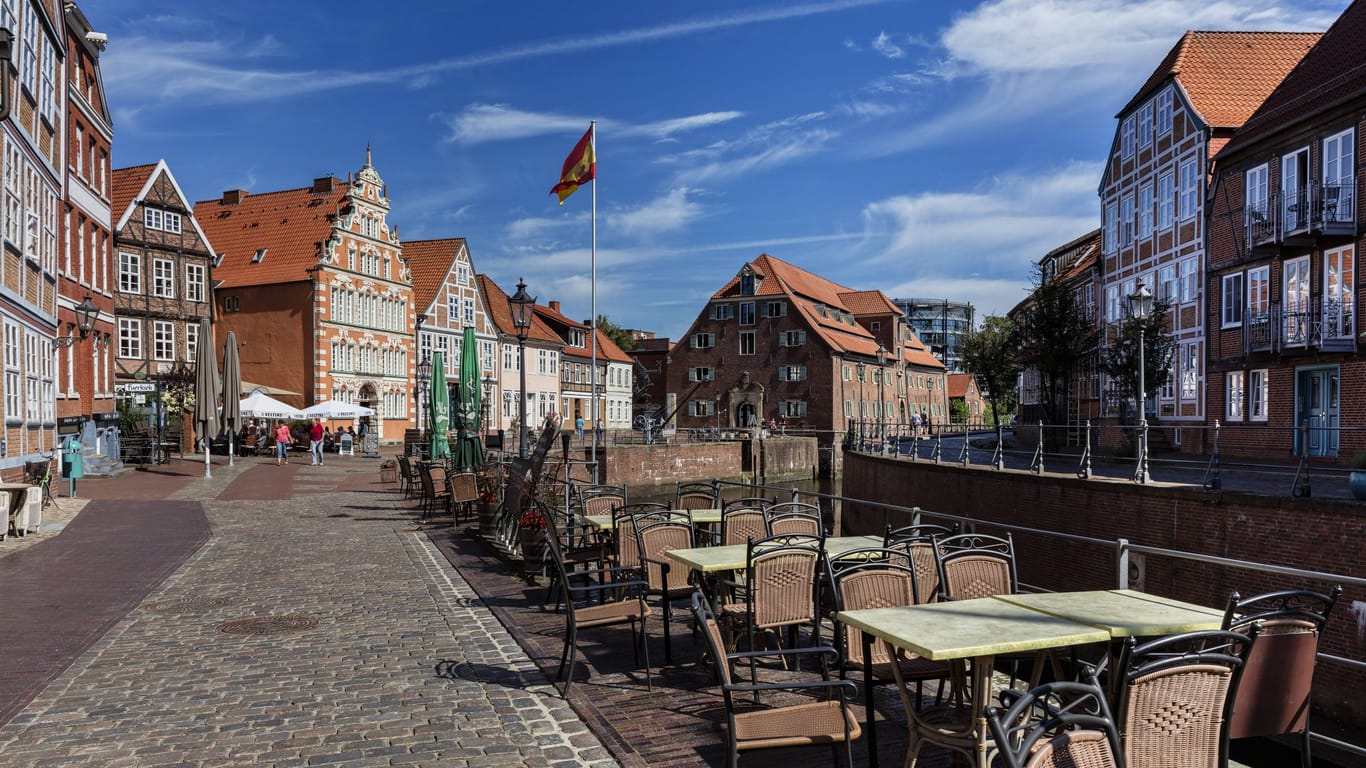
[91,0,1346,340]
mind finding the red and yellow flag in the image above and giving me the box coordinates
[550,126,595,205]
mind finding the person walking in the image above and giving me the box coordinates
[595,418,604,444]
[575,415,585,443]
[309,418,325,466]
[274,421,292,465]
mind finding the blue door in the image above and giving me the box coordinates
[1295,366,1339,456]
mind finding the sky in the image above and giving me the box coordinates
[89,0,1347,341]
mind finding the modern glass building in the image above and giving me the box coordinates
[892,298,975,373]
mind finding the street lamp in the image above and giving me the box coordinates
[509,278,535,460]
[481,374,496,445]
[416,355,432,445]
[1128,281,1154,484]
[876,343,888,440]
[54,294,99,347]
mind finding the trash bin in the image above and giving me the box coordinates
[62,437,84,479]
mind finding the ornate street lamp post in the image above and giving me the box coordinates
[54,294,99,348]
[481,374,496,445]
[416,356,432,447]
[509,278,535,460]
[876,343,888,441]
[1128,281,1154,484]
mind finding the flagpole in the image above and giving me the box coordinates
[589,120,599,484]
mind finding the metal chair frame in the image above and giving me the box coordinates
[986,680,1122,768]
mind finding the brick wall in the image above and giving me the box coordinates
[842,451,1366,726]
[603,442,744,489]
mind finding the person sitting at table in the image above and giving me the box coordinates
[322,427,335,453]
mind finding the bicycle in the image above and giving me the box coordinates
[25,453,54,509]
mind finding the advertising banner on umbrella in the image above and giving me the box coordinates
[239,389,305,420]
[193,317,220,478]
[301,400,376,419]
[429,351,451,460]
[453,326,485,471]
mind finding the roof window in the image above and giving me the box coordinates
[251,248,268,263]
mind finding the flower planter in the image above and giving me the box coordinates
[380,467,398,483]
[477,501,497,532]
[520,530,547,572]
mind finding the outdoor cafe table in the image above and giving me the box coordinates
[583,508,723,530]
[664,534,883,574]
[993,589,1225,638]
[837,597,1111,768]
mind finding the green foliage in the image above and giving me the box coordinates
[949,399,969,424]
[115,397,145,433]
[1099,296,1176,423]
[596,314,635,352]
[961,314,1020,426]
[1015,264,1100,430]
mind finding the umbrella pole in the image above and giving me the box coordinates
[204,444,211,478]
[229,433,235,466]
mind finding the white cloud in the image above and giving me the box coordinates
[871,31,905,59]
[658,112,836,184]
[443,105,743,144]
[608,189,704,238]
[627,112,745,140]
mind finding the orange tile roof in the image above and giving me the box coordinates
[589,328,633,363]
[533,302,584,330]
[839,289,903,317]
[403,237,467,316]
[111,163,155,218]
[947,373,977,399]
[1050,229,1101,284]
[476,274,562,345]
[193,181,350,288]
[1120,31,1320,127]
[1224,2,1366,155]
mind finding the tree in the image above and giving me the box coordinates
[961,314,1020,426]
[1014,263,1100,436]
[1100,298,1176,424]
[596,314,635,352]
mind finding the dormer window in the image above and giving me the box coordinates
[251,248,267,263]
[740,273,755,296]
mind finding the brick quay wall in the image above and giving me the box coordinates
[841,451,1366,727]
[594,436,818,489]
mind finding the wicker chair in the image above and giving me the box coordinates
[396,455,419,498]
[1221,586,1341,768]
[636,516,698,664]
[418,464,452,520]
[986,680,1121,768]
[676,481,718,511]
[717,503,768,547]
[692,591,861,768]
[545,530,651,698]
[608,502,672,572]
[933,532,1017,601]
[884,522,957,603]
[719,533,825,662]
[1103,628,1257,768]
[765,501,823,536]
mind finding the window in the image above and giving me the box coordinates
[119,252,140,293]
[153,258,174,298]
[1245,163,1269,219]
[1105,285,1120,323]
[1181,342,1199,400]
[778,365,807,381]
[1178,159,1198,220]
[118,315,142,358]
[690,332,715,349]
[456,263,469,284]
[1180,257,1198,304]
[1159,265,1177,302]
[153,321,175,361]
[185,263,206,302]
[1156,87,1173,135]
[778,400,807,418]
[765,300,787,317]
[1158,172,1175,230]
[842,364,851,381]
[1284,256,1310,345]
[447,294,458,323]
[1226,371,1244,421]
[3,321,16,421]
[1121,115,1135,159]
[185,321,198,360]
[1221,273,1244,327]
[1120,194,1134,246]
[689,367,714,382]
[143,207,162,231]
[739,302,755,325]
[779,330,807,347]
[710,303,734,320]
[1323,245,1355,340]
[739,331,755,355]
[740,273,755,295]
[1104,202,1118,252]
[163,211,182,234]
[1248,266,1270,318]
[1324,128,1355,187]
[1249,369,1268,421]
[689,400,714,417]
[1139,185,1153,238]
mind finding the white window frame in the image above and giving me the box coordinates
[1121,115,1135,159]
[1158,172,1175,230]
[1246,163,1269,218]
[1156,87,1173,135]
[1104,202,1118,252]
[1139,184,1153,238]
[153,320,175,362]
[1138,102,1153,149]
[152,258,175,298]
[1180,257,1198,304]
[739,330,755,356]
[1225,371,1244,422]
[119,252,141,294]
[144,207,162,231]
[118,318,141,359]
[1249,369,1268,421]
[1178,159,1199,220]
[1248,265,1270,319]
[1221,273,1244,328]
[1120,194,1134,246]
[185,321,199,361]
[185,263,206,303]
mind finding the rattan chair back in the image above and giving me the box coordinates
[676,481,717,510]
[765,501,823,536]
[636,519,696,594]
[720,506,767,547]
[746,534,824,632]
[830,555,918,667]
[986,680,1120,768]
[610,502,671,570]
[884,523,956,602]
[934,532,1017,600]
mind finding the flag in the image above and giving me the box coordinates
[550,126,595,205]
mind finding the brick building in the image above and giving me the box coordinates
[947,373,987,424]
[665,253,944,454]
[59,3,117,464]
[1207,2,1366,462]
[404,237,498,429]
[194,150,415,443]
[1099,31,1317,451]
[476,275,562,443]
[110,161,217,447]
[533,301,633,433]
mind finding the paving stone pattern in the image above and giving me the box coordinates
[0,460,618,767]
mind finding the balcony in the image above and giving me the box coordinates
[1280,179,1356,246]
[1251,300,1357,354]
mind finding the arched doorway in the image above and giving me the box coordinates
[358,383,379,435]
[736,402,756,428]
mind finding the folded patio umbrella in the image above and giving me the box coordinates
[453,326,485,471]
[429,351,451,460]
[221,331,242,466]
[193,316,220,479]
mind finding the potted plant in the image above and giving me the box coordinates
[1350,452,1366,501]
[476,489,499,531]
[518,508,548,568]
[379,458,398,484]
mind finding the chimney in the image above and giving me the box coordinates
[222,189,247,205]
[312,176,336,193]
[549,300,560,313]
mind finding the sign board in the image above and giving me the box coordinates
[116,382,157,393]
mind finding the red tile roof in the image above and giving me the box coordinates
[589,328,632,363]
[476,274,562,345]
[1223,2,1366,155]
[839,289,902,316]
[193,181,350,288]
[403,237,467,316]
[947,373,977,399]
[111,163,155,219]
[1120,31,1320,128]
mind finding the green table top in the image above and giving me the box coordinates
[993,589,1225,638]
[584,509,722,530]
[837,597,1110,661]
[666,535,882,573]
